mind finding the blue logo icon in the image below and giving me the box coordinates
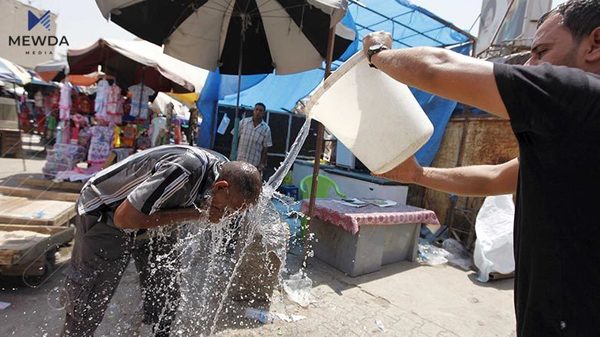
[28,10,51,31]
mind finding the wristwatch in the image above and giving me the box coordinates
[367,43,388,68]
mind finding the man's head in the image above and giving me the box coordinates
[527,0,600,73]
[208,161,262,222]
[253,103,266,121]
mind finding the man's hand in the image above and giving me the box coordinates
[362,31,393,58]
[373,156,423,184]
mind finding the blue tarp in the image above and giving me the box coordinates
[198,0,474,165]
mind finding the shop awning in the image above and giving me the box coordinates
[68,39,209,93]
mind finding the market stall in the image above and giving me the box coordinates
[37,39,208,182]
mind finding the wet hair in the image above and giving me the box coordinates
[539,0,600,41]
[255,102,266,111]
[219,161,262,204]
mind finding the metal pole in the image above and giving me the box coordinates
[230,24,245,160]
[12,81,26,171]
[304,26,336,262]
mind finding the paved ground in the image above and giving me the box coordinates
[0,142,516,337]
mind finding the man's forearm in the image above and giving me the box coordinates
[371,47,444,92]
[114,199,206,229]
[369,46,508,119]
[415,163,517,197]
[133,208,204,229]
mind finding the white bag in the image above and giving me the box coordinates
[473,194,515,282]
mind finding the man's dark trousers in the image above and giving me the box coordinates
[62,211,180,337]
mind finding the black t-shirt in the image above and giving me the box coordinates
[494,63,600,336]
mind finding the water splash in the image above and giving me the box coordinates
[79,117,314,336]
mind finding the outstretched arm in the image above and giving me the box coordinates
[375,157,519,197]
[113,199,205,229]
[364,32,509,120]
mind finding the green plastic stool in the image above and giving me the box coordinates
[299,175,346,240]
[299,174,347,200]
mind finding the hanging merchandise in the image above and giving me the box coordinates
[173,119,182,144]
[112,125,122,148]
[71,114,86,145]
[121,123,137,148]
[42,143,88,178]
[135,128,151,151]
[128,83,155,120]
[77,93,93,114]
[87,125,114,165]
[47,88,59,110]
[95,78,110,121]
[59,81,72,121]
[106,83,124,125]
[78,127,91,148]
[46,110,58,144]
[150,114,167,147]
[60,120,71,144]
[34,90,45,135]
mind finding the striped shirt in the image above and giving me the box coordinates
[237,117,272,167]
[77,145,227,216]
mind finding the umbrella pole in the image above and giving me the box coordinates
[139,67,145,122]
[230,30,244,161]
[304,26,336,263]
[12,81,26,171]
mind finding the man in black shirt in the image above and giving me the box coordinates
[362,1,600,336]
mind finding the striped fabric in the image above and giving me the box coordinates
[236,117,272,167]
[77,145,226,216]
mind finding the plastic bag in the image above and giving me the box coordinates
[442,238,472,271]
[417,243,450,266]
[473,195,515,282]
[282,272,313,307]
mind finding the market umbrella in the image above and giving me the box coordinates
[95,0,354,158]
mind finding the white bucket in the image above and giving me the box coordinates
[298,52,434,174]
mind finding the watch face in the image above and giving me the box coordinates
[369,44,384,51]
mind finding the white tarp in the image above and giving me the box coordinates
[68,38,209,93]
[151,92,200,123]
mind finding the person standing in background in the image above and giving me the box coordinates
[235,102,272,173]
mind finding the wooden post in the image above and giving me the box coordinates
[304,26,337,263]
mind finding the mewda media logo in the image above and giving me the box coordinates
[8,8,69,56]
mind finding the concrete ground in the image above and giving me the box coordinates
[0,139,516,337]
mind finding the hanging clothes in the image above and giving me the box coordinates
[59,82,72,121]
[128,83,155,120]
[107,84,124,125]
[94,79,110,121]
